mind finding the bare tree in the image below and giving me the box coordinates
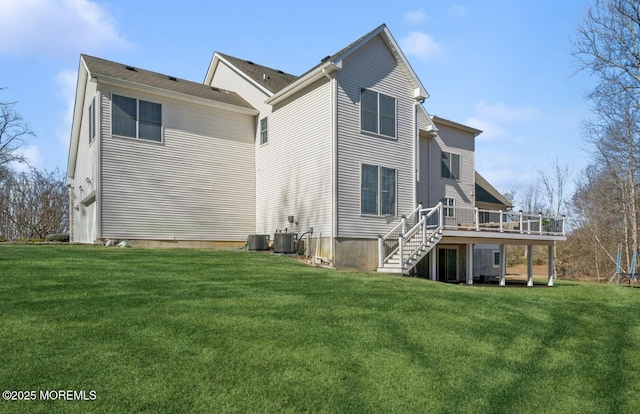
[572,0,640,275]
[0,168,69,240]
[0,89,34,168]
[538,159,573,217]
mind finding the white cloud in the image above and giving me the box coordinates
[400,31,444,63]
[10,145,44,172]
[54,69,78,152]
[403,10,426,24]
[0,0,133,58]
[467,101,541,142]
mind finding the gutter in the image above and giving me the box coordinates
[94,75,259,116]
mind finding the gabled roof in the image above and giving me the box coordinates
[214,53,299,94]
[82,55,254,109]
[267,24,429,105]
[432,115,482,136]
[475,172,512,209]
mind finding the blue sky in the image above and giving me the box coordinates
[0,0,595,194]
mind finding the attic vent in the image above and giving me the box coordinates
[321,55,331,62]
[125,66,137,71]
[246,60,254,65]
[263,74,270,81]
[277,70,284,74]
[211,86,220,92]
[168,76,177,81]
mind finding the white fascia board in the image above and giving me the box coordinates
[206,53,273,97]
[266,61,340,106]
[95,76,259,116]
[329,25,429,101]
[66,57,90,182]
[418,105,438,132]
[380,27,429,100]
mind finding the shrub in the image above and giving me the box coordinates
[45,234,70,243]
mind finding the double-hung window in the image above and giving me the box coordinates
[361,89,396,138]
[441,151,460,180]
[442,197,455,218]
[260,117,268,145]
[112,94,162,142]
[88,97,96,144]
[361,164,396,216]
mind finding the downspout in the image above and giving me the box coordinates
[96,89,103,240]
[414,102,418,208]
[323,69,337,266]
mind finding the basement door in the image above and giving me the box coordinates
[438,247,458,282]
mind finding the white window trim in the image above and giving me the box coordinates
[492,250,500,268]
[260,116,268,145]
[442,197,455,218]
[88,97,96,145]
[360,163,397,217]
[360,88,397,139]
[111,93,164,144]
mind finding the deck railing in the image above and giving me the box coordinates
[444,205,565,236]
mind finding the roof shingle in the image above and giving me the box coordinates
[82,54,254,110]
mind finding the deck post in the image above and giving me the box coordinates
[398,235,404,270]
[519,210,523,234]
[562,215,566,236]
[466,243,474,285]
[499,210,504,232]
[527,244,534,287]
[401,215,407,235]
[429,248,437,281]
[377,235,384,268]
[547,244,554,287]
[539,212,543,235]
[475,207,480,231]
[499,244,507,286]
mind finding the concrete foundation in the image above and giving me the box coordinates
[333,238,378,270]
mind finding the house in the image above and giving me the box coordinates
[67,24,565,285]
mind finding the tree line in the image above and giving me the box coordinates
[0,92,68,242]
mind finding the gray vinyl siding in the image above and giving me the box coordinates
[335,34,416,238]
[72,82,99,242]
[99,86,255,240]
[255,78,332,236]
[422,122,475,210]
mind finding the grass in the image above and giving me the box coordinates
[0,245,639,413]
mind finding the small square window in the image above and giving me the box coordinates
[442,198,455,218]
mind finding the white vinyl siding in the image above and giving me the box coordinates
[72,85,99,242]
[336,33,415,237]
[420,121,475,210]
[100,87,255,240]
[210,58,333,237]
[255,78,333,236]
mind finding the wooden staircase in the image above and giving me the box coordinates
[377,203,443,275]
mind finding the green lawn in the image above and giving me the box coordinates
[0,245,638,413]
